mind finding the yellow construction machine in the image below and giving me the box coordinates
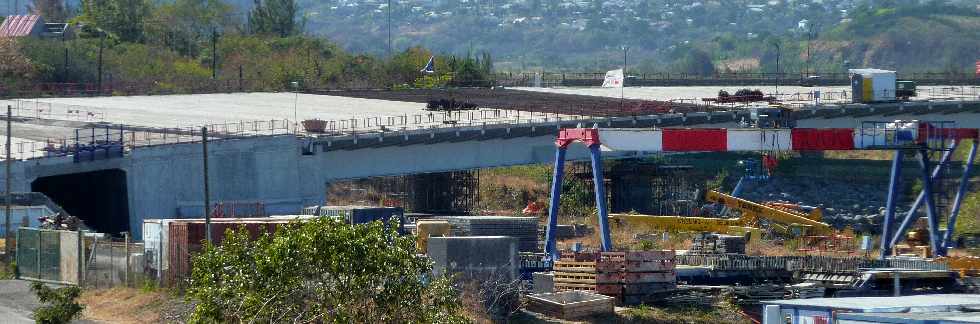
[703,190,832,236]
[611,190,833,243]
[610,214,763,242]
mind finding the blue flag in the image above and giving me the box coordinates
[420,56,435,74]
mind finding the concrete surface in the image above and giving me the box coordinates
[0,280,39,324]
[0,279,98,324]
[427,236,519,281]
[3,92,430,128]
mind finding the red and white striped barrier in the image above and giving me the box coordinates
[556,126,978,152]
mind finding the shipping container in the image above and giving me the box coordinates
[163,218,291,287]
[849,69,896,103]
[306,206,405,234]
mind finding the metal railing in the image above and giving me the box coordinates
[3,99,106,122]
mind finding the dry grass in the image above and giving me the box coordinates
[78,287,173,324]
[716,58,760,72]
[820,150,895,161]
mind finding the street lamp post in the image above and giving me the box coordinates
[291,81,299,132]
[621,46,629,110]
[772,42,781,97]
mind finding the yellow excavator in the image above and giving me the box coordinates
[611,190,833,241]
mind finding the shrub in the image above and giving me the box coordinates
[30,282,85,324]
[186,218,468,323]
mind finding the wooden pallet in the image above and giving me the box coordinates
[596,260,676,272]
[596,283,677,295]
[553,272,597,284]
[554,261,596,273]
[554,282,597,292]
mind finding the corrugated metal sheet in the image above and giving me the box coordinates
[165,219,290,287]
[0,15,42,37]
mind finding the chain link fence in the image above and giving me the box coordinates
[15,227,145,288]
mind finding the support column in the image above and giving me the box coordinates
[889,142,957,248]
[880,150,903,259]
[544,147,567,260]
[589,144,613,252]
[942,140,978,250]
[916,149,942,257]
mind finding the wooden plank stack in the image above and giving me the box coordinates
[553,251,677,305]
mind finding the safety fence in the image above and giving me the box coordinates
[14,227,144,288]
[495,71,980,86]
[15,228,83,285]
[85,236,144,289]
[3,99,106,122]
[675,254,948,273]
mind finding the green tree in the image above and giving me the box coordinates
[248,0,302,37]
[29,0,69,22]
[77,0,150,42]
[187,218,467,323]
[673,48,716,76]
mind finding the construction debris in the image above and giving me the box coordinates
[690,233,746,254]
[525,291,615,319]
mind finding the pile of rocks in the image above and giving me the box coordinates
[739,177,904,234]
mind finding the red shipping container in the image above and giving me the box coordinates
[662,129,727,151]
[165,219,289,287]
[791,128,855,150]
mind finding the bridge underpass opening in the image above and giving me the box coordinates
[31,169,130,234]
[323,159,705,217]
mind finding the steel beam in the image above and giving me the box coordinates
[880,149,903,259]
[916,149,942,257]
[544,147,567,260]
[589,144,613,251]
[888,142,957,249]
[942,140,978,250]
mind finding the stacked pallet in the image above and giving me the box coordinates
[441,216,538,252]
[553,251,677,305]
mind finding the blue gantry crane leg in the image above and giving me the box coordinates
[942,140,978,251]
[544,128,613,260]
[886,142,957,253]
[916,149,943,257]
[589,144,613,252]
[544,147,567,260]
[880,150,903,259]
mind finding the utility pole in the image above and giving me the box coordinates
[386,0,392,59]
[4,105,10,261]
[201,127,211,244]
[773,42,781,96]
[621,46,629,111]
[63,47,69,82]
[211,29,218,80]
[97,33,104,94]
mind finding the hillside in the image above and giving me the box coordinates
[295,0,980,73]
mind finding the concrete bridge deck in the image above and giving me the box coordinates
[0,100,977,239]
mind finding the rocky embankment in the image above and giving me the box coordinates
[739,177,904,234]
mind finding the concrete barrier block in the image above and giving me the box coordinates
[427,236,519,281]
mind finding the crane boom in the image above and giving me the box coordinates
[703,190,833,234]
[610,214,762,242]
